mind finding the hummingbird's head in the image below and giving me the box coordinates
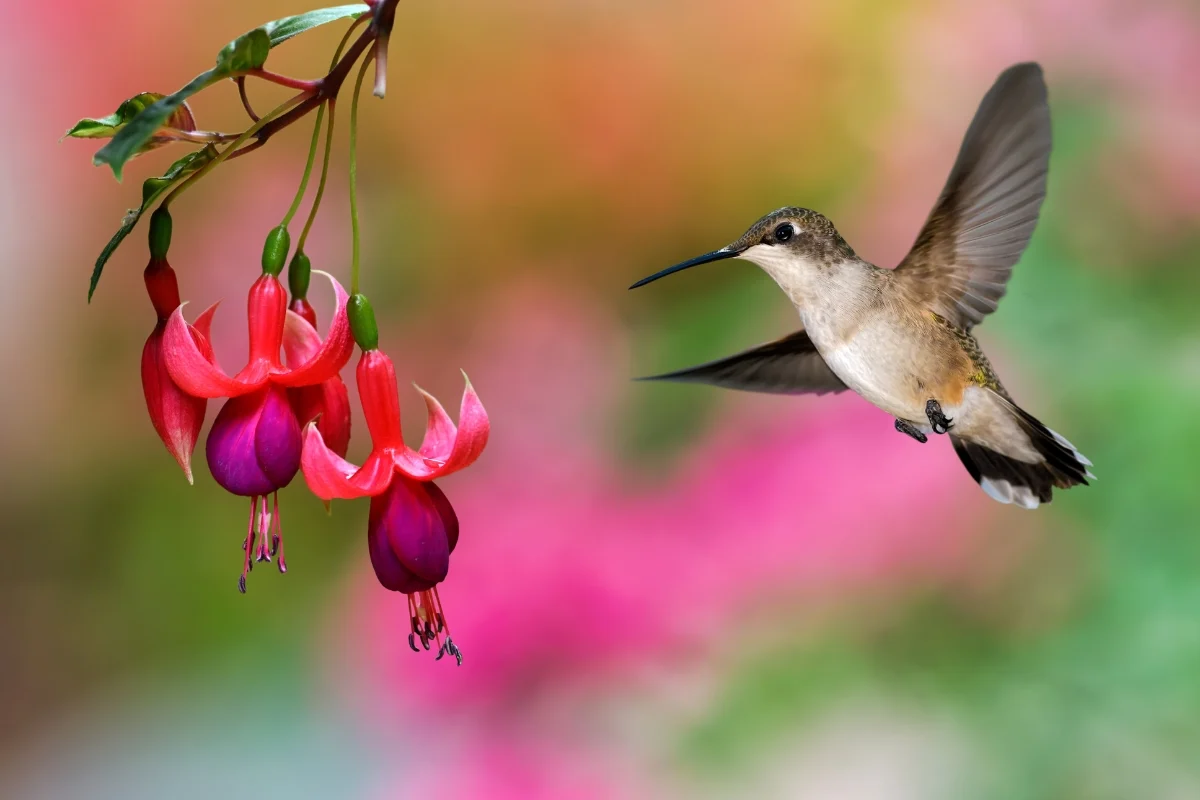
[629,207,855,290]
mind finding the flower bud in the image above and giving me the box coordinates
[144,259,182,320]
[261,225,291,276]
[287,250,312,299]
[348,293,379,351]
[148,207,173,261]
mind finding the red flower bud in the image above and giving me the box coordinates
[141,260,214,483]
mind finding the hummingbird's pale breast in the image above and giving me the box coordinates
[783,266,975,427]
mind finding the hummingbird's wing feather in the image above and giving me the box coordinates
[895,62,1051,330]
[637,330,847,395]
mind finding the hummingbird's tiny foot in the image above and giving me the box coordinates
[895,419,928,443]
[925,399,953,434]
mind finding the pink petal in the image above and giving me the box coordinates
[162,303,256,399]
[289,376,352,458]
[414,385,456,462]
[142,327,206,483]
[282,309,321,368]
[392,373,489,480]
[300,423,395,500]
[275,270,353,388]
[192,302,219,342]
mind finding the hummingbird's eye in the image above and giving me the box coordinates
[773,223,794,243]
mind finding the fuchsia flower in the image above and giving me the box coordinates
[162,266,353,591]
[141,258,216,483]
[301,345,489,661]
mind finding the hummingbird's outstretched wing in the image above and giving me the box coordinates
[637,329,847,395]
[895,62,1051,330]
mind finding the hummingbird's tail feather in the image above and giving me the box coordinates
[951,401,1091,509]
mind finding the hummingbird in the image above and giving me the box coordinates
[630,62,1092,509]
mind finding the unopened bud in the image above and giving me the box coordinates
[261,225,291,276]
[287,251,312,299]
[347,293,379,351]
[148,207,173,261]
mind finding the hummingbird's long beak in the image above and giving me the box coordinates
[629,247,741,289]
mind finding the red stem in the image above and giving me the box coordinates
[236,76,260,122]
[216,1,399,157]
[250,24,375,146]
[247,68,322,93]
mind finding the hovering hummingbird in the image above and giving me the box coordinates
[630,62,1091,509]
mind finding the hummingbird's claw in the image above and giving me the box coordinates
[925,400,953,434]
[895,418,928,443]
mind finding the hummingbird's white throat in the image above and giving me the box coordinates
[738,243,838,305]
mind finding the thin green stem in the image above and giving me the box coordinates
[348,53,374,295]
[281,101,327,228]
[162,92,311,210]
[296,99,337,254]
[292,16,365,250]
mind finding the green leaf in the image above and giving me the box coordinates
[91,5,369,181]
[215,28,271,73]
[262,4,370,47]
[66,93,163,139]
[93,4,367,181]
[89,145,218,301]
[93,71,219,181]
[65,92,197,155]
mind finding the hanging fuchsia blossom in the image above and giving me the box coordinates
[141,256,217,484]
[139,210,219,484]
[161,228,354,591]
[369,475,462,661]
[300,312,488,661]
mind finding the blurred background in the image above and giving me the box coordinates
[3,0,1199,797]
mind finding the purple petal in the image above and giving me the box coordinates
[367,500,437,594]
[370,476,451,585]
[206,386,300,496]
[254,385,302,489]
[424,481,459,555]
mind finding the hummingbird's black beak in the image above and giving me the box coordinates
[628,247,741,289]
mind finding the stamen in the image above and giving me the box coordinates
[402,589,459,663]
[240,496,258,592]
[272,492,287,574]
[443,637,463,666]
[255,504,271,563]
[432,587,451,635]
[430,588,459,664]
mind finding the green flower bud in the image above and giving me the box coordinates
[288,251,312,299]
[261,225,291,276]
[348,293,379,351]
[148,207,173,261]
